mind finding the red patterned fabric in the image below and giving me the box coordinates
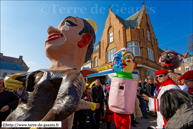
[114,113,131,129]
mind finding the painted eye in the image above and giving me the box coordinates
[125,55,132,60]
[114,57,119,61]
[64,20,77,27]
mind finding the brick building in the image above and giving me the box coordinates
[0,53,29,77]
[89,4,163,83]
[175,52,193,74]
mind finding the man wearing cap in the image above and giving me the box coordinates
[178,70,193,94]
[3,16,97,124]
[143,69,180,129]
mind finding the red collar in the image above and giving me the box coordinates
[160,77,177,87]
[188,88,193,94]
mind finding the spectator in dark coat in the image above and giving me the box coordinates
[142,78,148,91]
[91,79,104,129]
[137,78,148,119]
[145,78,155,97]
[0,77,19,127]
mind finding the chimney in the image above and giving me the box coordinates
[0,53,3,59]
[18,56,23,63]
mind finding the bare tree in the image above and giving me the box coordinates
[187,33,193,52]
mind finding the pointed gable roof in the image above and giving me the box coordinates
[114,5,145,28]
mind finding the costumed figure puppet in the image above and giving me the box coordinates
[109,47,137,129]
[159,50,183,85]
[3,16,97,124]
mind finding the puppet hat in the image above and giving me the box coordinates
[155,69,168,75]
[116,47,134,54]
[178,70,193,80]
[84,19,97,33]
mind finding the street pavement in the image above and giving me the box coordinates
[86,111,157,129]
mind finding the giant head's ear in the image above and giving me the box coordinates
[77,33,93,48]
[159,56,161,64]
[134,62,137,69]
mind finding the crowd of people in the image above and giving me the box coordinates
[1,70,193,129]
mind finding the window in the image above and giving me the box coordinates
[148,47,154,61]
[95,44,99,50]
[187,58,190,62]
[127,41,141,56]
[190,65,193,70]
[178,67,181,71]
[147,31,151,41]
[3,72,7,78]
[174,69,176,72]
[10,72,14,75]
[107,48,116,63]
[185,66,189,72]
[118,30,120,39]
[94,57,97,67]
[109,32,113,43]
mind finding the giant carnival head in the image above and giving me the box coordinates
[45,16,97,65]
[112,47,137,73]
[159,50,183,70]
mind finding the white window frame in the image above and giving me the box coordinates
[107,48,116,63]
[190,65,193,70]
[109,32,113,43]
[148,47,154,62]
[187,58,190,62]
[185,66,189,72]
[147,31,151,42]
[127,41,141,56]
[94,57,97,67]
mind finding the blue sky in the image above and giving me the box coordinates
[1,1,192,71]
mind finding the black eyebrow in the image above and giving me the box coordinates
[123,52,133,57]
[65,16,77,22]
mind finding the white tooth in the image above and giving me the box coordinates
[52,36,54,38]
[55,35,58,37]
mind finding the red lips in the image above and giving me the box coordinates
[122,63,127,68]
[45,33,63,42]
[163,63,174,67]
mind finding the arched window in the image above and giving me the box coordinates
[127,41,141,56]
[108,27,113,43]
[147,24,151,42]
[94,57,97,67]
[148,47,154,62]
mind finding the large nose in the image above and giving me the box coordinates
[47,26,61,35]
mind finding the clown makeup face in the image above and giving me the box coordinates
[45,16,84,59]
[160,51,181,70]
[113,50,136,73]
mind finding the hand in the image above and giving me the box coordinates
[4,73,23,90]
[142,94,149,101]
[96,103,100,109]
[152,95,157,98]
[84,96,88,100]
[0,105,9,112]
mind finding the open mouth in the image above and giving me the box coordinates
[122,63,127,68]
[45,33,63,42]
[162,62,174,67]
